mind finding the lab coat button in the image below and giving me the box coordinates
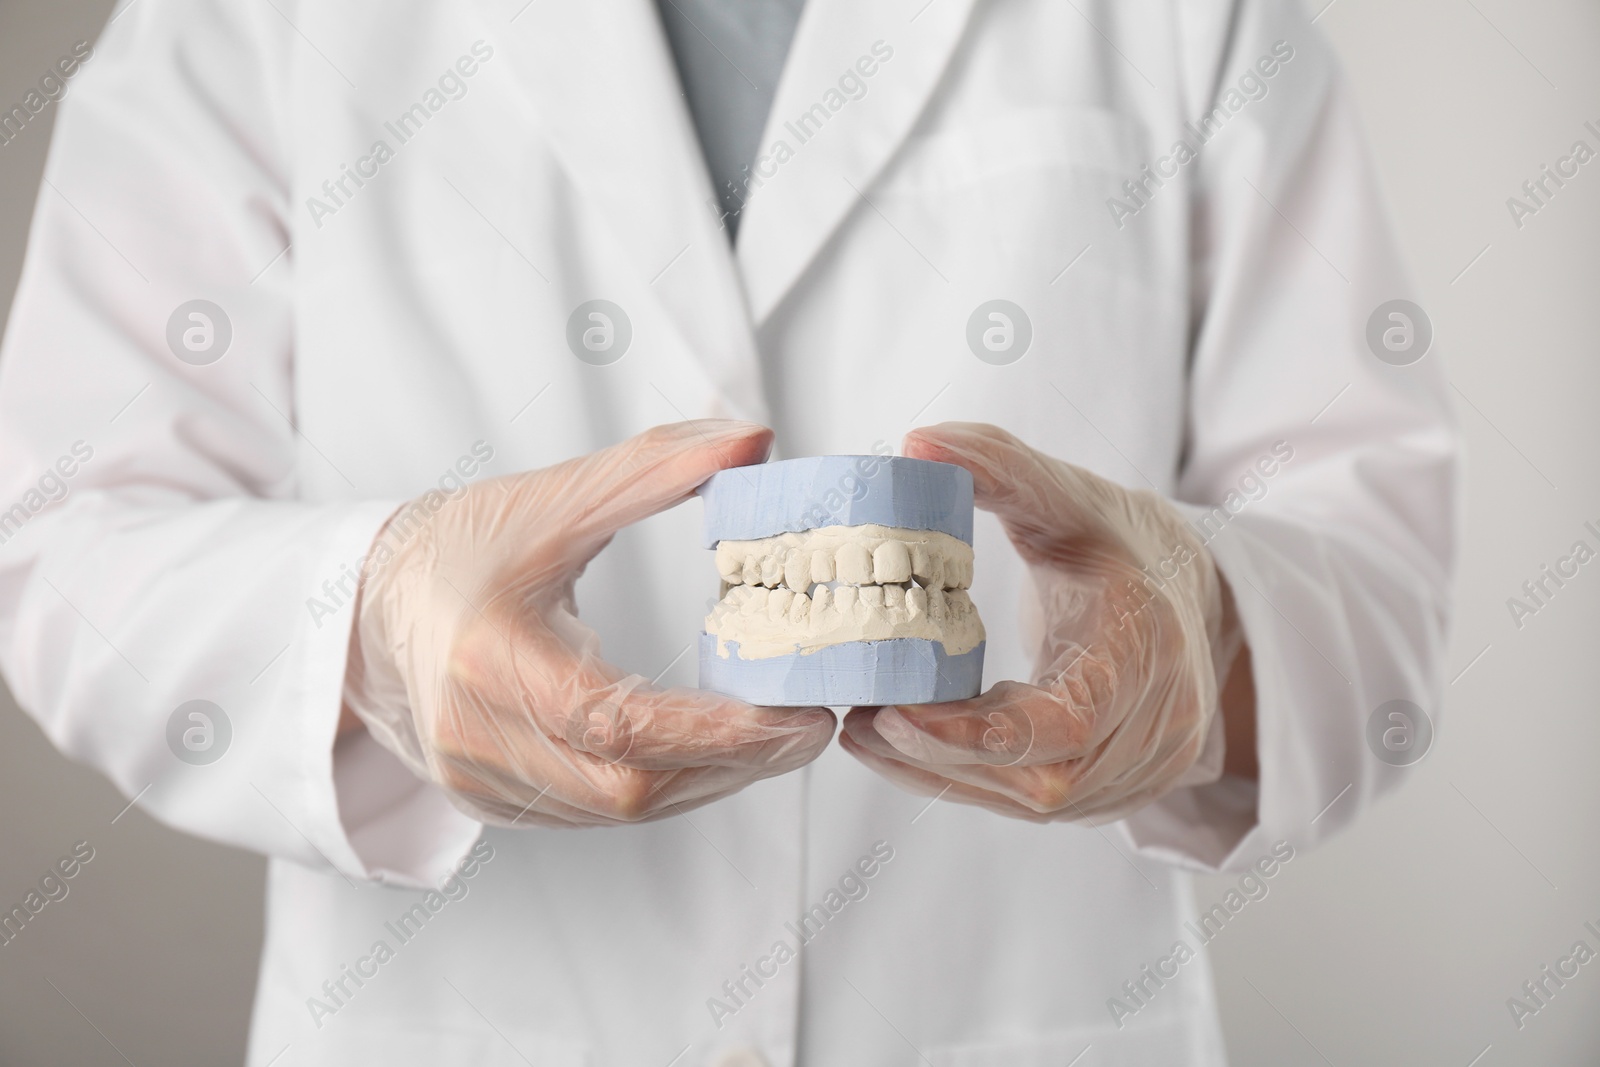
[711,1047,769,1067]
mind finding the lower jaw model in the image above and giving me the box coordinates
[696,456,986,707]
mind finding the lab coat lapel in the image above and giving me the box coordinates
[736,0,979,326]
[499,0,769,421]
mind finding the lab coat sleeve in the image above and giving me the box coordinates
[0,1,480,885]
[1116,0,1460,870]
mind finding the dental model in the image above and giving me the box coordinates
[697,455,985,706]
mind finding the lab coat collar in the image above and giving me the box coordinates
[497,0,770,422]
[736,0,979,325]
[497,0,977,412]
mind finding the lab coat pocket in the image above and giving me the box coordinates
[867,106,1156,285]
[926,1013,1220,1067]
[276,1020,592,1066]
[875,106,1145,194]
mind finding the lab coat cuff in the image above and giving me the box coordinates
[292,501,480,887]
[332,728,484,889]
[1117,501,1267,872]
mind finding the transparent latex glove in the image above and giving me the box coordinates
[345,421,836,827]
[841,423,1240,824]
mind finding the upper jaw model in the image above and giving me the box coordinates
[696,455,986,707]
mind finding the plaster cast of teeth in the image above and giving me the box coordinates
[710,526,975,593]
[701,523,983,656]
[696,455,986,706]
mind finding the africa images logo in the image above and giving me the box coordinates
[1107,41,1297,228]
[166,700,232,766]
[305,41,495,229]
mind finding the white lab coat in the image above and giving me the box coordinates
[0,0,1456,1063]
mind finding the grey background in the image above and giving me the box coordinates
[0,0,1596,1064]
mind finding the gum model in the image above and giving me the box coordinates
[697,455,985,706]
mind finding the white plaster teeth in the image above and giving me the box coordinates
[718,527,970,590]
[873,540,912,584]
[883,586,910,628]
[835,542,872,585]
[810,549,834,586]
[717,543,743,582]
[707,524,984,658]
[810,586,836,631]
[784,550,810,591]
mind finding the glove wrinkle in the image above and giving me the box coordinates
[344,421,837,828]
[842,423,1235,824]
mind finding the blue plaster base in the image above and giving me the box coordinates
[698,455,974,547]
[698,633,984,707]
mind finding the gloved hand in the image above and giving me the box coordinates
[344,421,836,827]
[840,423,1243,823]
